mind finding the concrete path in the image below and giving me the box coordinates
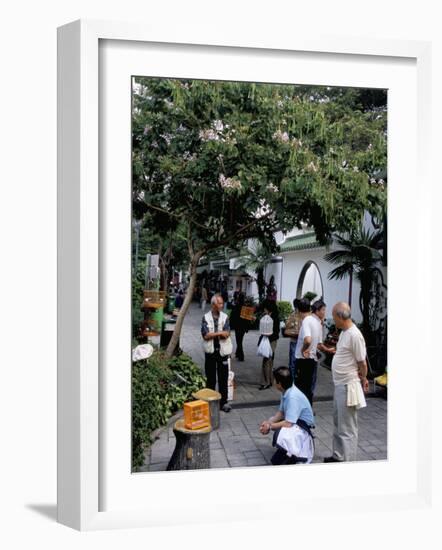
[139,303,387,471]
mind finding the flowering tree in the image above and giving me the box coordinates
[132,78,387,356]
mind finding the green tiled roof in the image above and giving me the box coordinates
[279,232,323,252]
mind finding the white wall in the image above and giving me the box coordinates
[280,246,363,323]
[302,262,323,299]
[263,259,283,299]
[226,273,259,301]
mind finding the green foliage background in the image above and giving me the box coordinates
[277,300,293,322]
[132,352,206,470]
[132,79,387,248]
[132,259,146,342]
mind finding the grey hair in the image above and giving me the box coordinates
[211,293,223,305]
[334,302,352,320]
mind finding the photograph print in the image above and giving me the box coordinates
[130,76,388,472]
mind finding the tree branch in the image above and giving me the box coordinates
[144,202,208,231]
[187,223,194,258]
[216,212,274,248]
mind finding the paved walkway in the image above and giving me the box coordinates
[181,303,335,404]
[139,303,387,471]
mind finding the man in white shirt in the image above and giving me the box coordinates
[285,298,311,382]
[294,300,334,405]
[324,302,368,462]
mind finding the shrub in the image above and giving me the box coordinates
[277,301,293,322]
[132,260,146,341]
[132,351,206,469]
[302,291,317,303]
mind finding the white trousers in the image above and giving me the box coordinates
[332,384,358,461]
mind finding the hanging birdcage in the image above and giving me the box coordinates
[240,305,255,321]
[259,314,273,336]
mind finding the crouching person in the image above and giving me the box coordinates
[259,366,315,465]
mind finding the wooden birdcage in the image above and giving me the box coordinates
[183,400,210,430]
[240,305,255,321]
[140,319,160,338]
[142,290,167,310]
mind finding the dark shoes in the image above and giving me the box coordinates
[221,404,232,413]
[258,384,272,390]
[323,456,343,463]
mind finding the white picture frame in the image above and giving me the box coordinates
[57,19,433,531]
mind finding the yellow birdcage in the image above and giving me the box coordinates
[240,306,255,321]
[183,400,211,430]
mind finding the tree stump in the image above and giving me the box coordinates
[166,419,211,471]
[192,388,221,430]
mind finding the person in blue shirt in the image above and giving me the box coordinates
[259,366,315,465]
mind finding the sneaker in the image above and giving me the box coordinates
[323,456,343,463]
[221,404,232,413]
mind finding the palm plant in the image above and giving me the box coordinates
[324,226,384,335]
[238,241,274,302]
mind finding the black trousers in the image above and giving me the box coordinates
[235,328,246,360]
[294,358,317,406]
[205,351,229,407]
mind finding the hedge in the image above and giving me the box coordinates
[132,351,206,470]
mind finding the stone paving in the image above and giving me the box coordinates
[139,303,387,471]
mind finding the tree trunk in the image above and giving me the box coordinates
[166,419,211,471]
[159,242,172,291]
[165,250,203,358]
[159,260,168,291]
[360,271,371,337]
[257,268,265,302]
[348,268,353,308]
[192,388,221,429]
